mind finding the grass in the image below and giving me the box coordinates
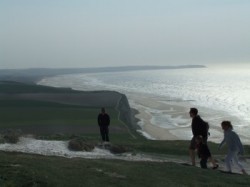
[0,151,250,187]
[0,81,80,94]
[0,99,122,128]
[0,81,250,186]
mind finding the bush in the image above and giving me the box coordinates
[109,145,132,154]
[1,129,22,144]
[68,138,95,151]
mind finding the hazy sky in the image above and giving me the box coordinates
[1,0,250,69]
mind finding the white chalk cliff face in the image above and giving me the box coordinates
[0,137,249,174]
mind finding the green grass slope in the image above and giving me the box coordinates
[0,81,127,136]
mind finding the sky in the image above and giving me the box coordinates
[1,0,250,69]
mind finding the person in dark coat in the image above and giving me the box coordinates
[189,108,206,166]
[97,107,110,142]
[189,108,218,168]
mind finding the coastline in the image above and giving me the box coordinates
[126,92,250,145]
[37,76,250,145]
[127,93,190,141]
[2,67,247,145]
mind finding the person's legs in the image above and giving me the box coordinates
[189,137,196,166]
[232,153,248,175]
[225,151,234,172]
[100,127,105,141]
[189,149,195,166]
[200,159,208,169]
[104,126,109,142]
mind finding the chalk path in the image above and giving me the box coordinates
[0,137,249,175]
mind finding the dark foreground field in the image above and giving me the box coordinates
[1,151,250,187]
[0,81,250,187]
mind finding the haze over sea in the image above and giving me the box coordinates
[39,65,250,144]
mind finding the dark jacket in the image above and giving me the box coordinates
[192,115,207,137]
[98,113,110,127]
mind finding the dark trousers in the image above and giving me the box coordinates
[99,126,109,142]
[200,158,208,169]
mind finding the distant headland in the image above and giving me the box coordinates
[0,65,206,83]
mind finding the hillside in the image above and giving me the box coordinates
[0,81,136,136]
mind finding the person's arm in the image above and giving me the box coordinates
[97,114,101,126]
[107,114,110,126]
[235,133,244,155]
[218,134,226,150]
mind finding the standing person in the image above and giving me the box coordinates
[218,121,247,175]
[97,107,110,143]
[189,108,217,168]
[196,136,218,169]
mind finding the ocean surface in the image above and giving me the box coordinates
[38,65,250,144]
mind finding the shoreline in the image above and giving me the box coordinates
[126,92,250,145]
[128,93,190,141]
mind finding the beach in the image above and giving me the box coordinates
[125,90,250,145]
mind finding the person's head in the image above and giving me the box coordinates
[101,107,105,113]
[189,108,198,118]
[221,121,233,131]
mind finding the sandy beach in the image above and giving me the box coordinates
[128,93,191,141]
[126,92,250,145]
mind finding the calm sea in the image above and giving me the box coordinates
[38,65,250,143]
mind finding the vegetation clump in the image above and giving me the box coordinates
[0,129,22,144]
[109,144,132,154]
[68,137,95,151]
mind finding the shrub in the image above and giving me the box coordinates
[109,145,132,154]
[1,129,22,144]
[68,138,95,151]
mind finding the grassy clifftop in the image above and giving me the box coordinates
[0,81,134,136]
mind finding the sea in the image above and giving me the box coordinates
[38,65,250,144]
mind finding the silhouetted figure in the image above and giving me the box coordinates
[97,107,110,142]
[189,108,206,166]
[188,107,217,168]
